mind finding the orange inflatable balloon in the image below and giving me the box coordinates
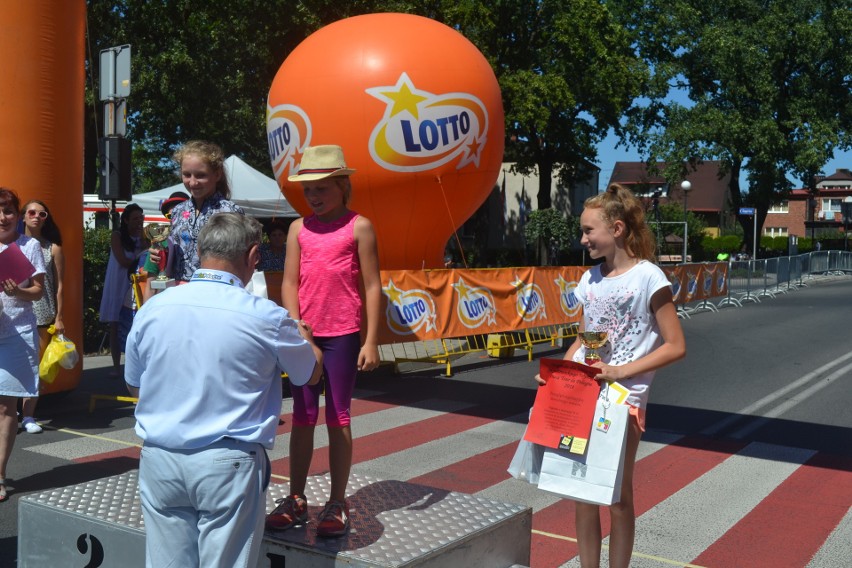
[267,13,504,269]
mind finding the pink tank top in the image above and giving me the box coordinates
[298,211,361,337]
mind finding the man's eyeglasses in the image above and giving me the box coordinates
[26,209,48,219]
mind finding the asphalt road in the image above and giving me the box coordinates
[648,276,851,454]
[2,273,850,567]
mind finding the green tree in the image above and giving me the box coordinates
[454,0,649,209]
[85,0,299,193]
[84,0,393,194]
[84,0,648,215]
[524,208,578,264]
[613,0,852,252]
[649,202,707,260]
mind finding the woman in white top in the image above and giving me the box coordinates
[0,188,46,502]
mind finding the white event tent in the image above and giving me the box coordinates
[134,155,299,220]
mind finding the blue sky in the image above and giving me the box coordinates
[595,131,852,192]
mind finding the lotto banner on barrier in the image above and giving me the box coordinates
[265,266,585,343]
[377,266,586,344]
[663,262,728,304]
[264,262,728,345]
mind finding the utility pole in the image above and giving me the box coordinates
[681,180,692,263]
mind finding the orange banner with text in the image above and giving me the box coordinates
[378,267,586,344]
[264,267,585,344]
[264,262,728,345]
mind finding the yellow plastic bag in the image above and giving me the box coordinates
[39,326,79,383]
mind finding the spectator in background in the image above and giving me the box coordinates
[258,220,287,271]
[99,203,148,377]
[18,199,65,433]
[1,187,46,502]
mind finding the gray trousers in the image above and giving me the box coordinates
[139,438,270,568]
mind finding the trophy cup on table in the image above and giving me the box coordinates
[142,224,175,291]
[579,331,608,366]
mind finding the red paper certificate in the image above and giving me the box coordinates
[523,359,601,453]
[0,242,37,285]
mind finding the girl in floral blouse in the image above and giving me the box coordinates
[166,141,244,282]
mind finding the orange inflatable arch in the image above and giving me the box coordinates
[0,0,86,393]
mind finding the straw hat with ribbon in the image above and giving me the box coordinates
[288,145,356,182]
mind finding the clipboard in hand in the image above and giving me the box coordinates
[0,242,37,286]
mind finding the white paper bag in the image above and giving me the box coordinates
[537,399,629,505]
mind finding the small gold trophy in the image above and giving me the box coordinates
[142,224,173,289]
[579,331,608,366]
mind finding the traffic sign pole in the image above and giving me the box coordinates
[739,208,757,258]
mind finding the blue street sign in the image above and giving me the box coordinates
[739,207,755,216]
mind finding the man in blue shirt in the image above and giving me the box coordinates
[125,212,322,568]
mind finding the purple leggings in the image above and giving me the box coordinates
[291,332,360,428]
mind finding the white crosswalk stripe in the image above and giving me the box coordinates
[630,442,815,563]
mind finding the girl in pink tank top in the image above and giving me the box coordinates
[267,145,381,538]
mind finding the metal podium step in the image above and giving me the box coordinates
[18,470,531,568]
[262,473,531,567]
[18,471,145,568]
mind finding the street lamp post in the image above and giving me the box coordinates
[844,196,852,251]
[681,180,692,262]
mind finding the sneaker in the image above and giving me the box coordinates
[316,500,350,537]
[22,418,43,434]
[265,495,307,530]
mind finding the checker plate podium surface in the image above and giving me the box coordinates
[262,472,531,567]
[18,470,531,568]
[18,471,145,567]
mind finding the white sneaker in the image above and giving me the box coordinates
[22,418,43,434]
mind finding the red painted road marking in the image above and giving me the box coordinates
[269,403,514,478]
[529,436,747,568]
[410,443,519,494]
[692,452,852,568]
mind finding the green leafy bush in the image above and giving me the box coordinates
[700,235,742,260]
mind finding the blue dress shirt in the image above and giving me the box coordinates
[125,269,316,450]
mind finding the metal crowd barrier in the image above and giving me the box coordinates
[379,323,579,377]
[694,251,851,315]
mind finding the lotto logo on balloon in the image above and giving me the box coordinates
[267,105,312,180]
[383,279,438,335]
[367,73,488,172]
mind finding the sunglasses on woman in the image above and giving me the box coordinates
[26,209,48,219]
